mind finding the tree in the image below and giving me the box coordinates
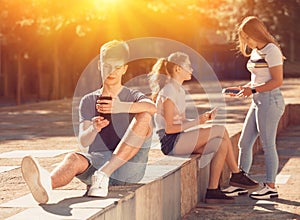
[1,0,299,104]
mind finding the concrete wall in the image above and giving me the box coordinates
[89,103,299,220]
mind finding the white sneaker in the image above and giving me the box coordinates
[87,171,109,197]
[222,186,248,197]
[21,156,52,204]
[249,183,278,200]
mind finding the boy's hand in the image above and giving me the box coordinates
[96,97,130,114]
[91,116,109,132]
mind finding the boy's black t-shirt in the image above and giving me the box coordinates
[79,86,148,152]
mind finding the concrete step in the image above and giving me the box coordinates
[1,100,299,220]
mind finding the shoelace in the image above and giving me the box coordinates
[240,170,255,180]
[240,169,249,176]
[92,174,104,188]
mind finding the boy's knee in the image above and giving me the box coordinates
[135,112,153,133]
[65,152,79,161]
[65,152,87,164]
[135,112,152,123]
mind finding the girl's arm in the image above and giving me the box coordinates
[163,99,195,134]
[251,65,283,92]
[223,82,251,96]
[163,99,213,134]
[224,81,251,91]
[242,81,252,87]
[240,65,283,96]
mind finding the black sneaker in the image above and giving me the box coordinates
[205,188,235,204]
[229,170,259,189]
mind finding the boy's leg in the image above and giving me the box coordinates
[21,152,90,204]
[99,112,152,176]
[109,137,151,185]
[51,152,90,188]
[88,112,152,197]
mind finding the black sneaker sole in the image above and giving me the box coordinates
[205,198,235,204]
[229,181,259,189]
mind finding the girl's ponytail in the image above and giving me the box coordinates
[148,58,170,103]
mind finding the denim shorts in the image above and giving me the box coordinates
[157,129,182,155]
[76,137,151,186]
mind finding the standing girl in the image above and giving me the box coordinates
[224,16,285,199]
[149,52,258,204]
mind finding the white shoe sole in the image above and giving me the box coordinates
[21,156,49,204]
[249,193,278,200]
[222,186,248,197]
[87,188,108,197]
[223,189,248,197]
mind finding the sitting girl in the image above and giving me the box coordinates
[149,52,258,204]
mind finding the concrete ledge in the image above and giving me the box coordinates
[88,153,201,220]
[4,101,299,220]
[91,103,300,220]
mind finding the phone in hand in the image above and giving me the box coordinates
[96,96,112,120]
[222,88,240,94]
[208,107,219,120]
[209,107,219,113]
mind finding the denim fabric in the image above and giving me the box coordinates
[238,88,285,183]
[76,137,151,185]
[157,129,181,155]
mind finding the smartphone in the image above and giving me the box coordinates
[96,96,112,120]
[222,88,240,94]
[208,107,219,120]
[209,107,219,114]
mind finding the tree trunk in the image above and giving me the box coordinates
[16,53,22,105]
[51,42,60,100]
[3,52,9,97]
[289,32,295,62]
[37,58,42,101]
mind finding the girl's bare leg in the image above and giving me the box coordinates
[173,125,231,189]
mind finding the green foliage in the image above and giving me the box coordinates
[0,0,299,101]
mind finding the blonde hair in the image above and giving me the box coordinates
[100,40,129,63]
[237,16,283,57]
[148,52,189,102]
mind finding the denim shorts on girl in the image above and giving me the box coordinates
[157,129,182,155]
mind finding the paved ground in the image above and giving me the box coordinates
[182,124,300,220]
[0,78,299,219]
[182,78,300,219]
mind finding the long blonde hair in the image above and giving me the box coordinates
[148,52,189,102]
[237,16,283,58]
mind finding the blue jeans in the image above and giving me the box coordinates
[76,137,151,186]
[238,88,285,183]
